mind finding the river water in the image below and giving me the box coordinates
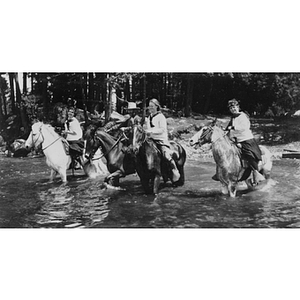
[1,155,300,228]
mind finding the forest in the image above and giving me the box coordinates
[1,72,300,144]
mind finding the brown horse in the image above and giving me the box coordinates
[189,120,272,197]
[84,125,136,187]
[132,124,186,194]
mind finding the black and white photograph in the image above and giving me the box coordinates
[1,72,300,228]
[1,1,300,300]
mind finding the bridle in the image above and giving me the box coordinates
[132,125,147,150]
[87,130,129,161]
[31,124,61,151]
[198,126,213,144]
[198,125,228,145]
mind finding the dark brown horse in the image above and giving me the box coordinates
[132,124,186,194]
[84,125,136,187]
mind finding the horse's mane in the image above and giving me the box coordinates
[211,124,241,162]
[84,124,97,141]
[134,125,160,154]
[85,121,124,142]
[96,129,118,143]
[211,125,224,140]
[42,123,61,139]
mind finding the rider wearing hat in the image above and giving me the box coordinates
[144,98,180,182]
[221,98,265,185]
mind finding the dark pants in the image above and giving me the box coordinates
[68,139,84,158]
[240,138,262,171]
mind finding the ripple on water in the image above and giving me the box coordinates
[29,182,111,228]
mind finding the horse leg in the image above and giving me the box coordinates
[141,177,152,194]
[49,169,58,183]
[221,183,229,195]
[58,168,67,183]
[153,174,161,195]
[105,170,124,187]
[175,164,185,186]
[228,183,237,197]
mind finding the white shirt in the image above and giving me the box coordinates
[230,112,254,142]
[145,112,169,145]
[64,117,83,141]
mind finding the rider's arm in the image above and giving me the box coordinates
[146,114,167,136]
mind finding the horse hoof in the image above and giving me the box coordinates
[103,182,126,191]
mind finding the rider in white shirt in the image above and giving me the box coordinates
[64,107,84,167]
[144,98,180,182]
[222,99,264,185]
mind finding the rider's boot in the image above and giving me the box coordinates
[74,157,82,170]
[169,159,180,182]
[212,174,219,181]
[212,167,219,181]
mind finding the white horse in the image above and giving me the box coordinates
[189,123,273,197]
[25,121,71,183]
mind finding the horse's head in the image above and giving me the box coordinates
[132,124,146,152]
[84,125,102,160]
[189,126,213,147]
[25,121,44,150]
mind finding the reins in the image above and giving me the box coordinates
[90,131,127,161]
[32,124,62,151]
[199,126,230,145]
[42,136,62,151]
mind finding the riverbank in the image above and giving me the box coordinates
[166,114,300,161]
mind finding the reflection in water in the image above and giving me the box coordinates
[1,156,300,228]
[31,182,110,228]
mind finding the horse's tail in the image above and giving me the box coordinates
[170,141,186,166]
[259,145,272,178]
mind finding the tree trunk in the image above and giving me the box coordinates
[80,74,90,123]
[185,74,194,117]
[41,74,48,119]
[23,72,27,94]
[131,75,135,102]
[0,84,4,121]
[31,73,34,92]
[203,76,213,114]
[0,76,8,118]
[142,73,147,122]
[9,73,16,113]
[88,72,94,111]
[15,73,30,133]
[163,73,167,106]
[1,80,7,117]
[105,74,112,123]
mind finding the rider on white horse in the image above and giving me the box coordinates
[213,98,265,185]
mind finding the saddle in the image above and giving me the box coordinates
[61,138,70,155]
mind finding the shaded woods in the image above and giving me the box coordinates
[1,72,300,144]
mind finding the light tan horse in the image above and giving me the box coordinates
[190,122,272,197]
